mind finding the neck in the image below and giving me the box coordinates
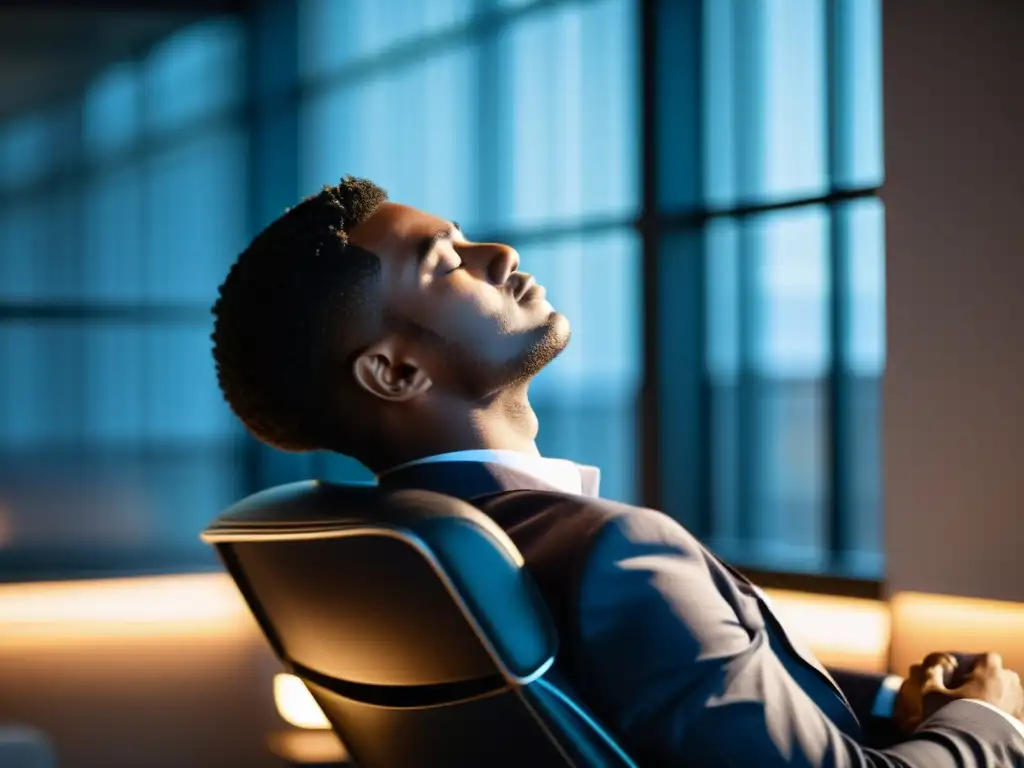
[378,386,539,471]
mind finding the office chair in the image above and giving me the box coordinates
[202,481,637,768]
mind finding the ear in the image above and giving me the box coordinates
[351,340,433,402]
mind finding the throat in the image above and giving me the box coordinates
[385,389,541,468]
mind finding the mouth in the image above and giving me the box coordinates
[514,275,545,302]
[519,283,547,303]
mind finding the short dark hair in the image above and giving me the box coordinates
[211,176,388,457]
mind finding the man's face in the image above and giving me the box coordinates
[348,202,570,399]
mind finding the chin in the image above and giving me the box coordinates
[547,310,571,351]
[454,311,572,397]
[513,310,570,380]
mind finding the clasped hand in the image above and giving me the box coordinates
[893,651,1024,733]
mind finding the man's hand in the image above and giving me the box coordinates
[892,652,959,733]
[893,651,1024,732]
[922,652,1024,722]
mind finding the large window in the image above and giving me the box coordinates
[0,0,883,583]
[655,0,885,578]
[272,0,643,503]
[0,19,248,579]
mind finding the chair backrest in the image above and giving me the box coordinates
[203,481,636,768]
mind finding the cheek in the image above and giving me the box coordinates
[443,281,510,329]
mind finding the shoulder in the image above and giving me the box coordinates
[474,491,699,578]
[515,496,712,605]
[584,501,706,567]
[480,491,702,560]
[475,490,637,543]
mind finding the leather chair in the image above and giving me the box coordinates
[202,480,637,768]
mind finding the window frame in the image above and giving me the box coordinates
[640,0,884,595]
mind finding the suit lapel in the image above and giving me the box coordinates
[701,547,855,715]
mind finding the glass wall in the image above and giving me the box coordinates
[697,0,884,576]
[292,0,642,503]
[0,19,248,578]
[0,0,883,581]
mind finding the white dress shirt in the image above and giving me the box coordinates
[380,450,1024,738]
[379,449,599,496]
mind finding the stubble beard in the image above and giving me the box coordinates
[449,313,570,401]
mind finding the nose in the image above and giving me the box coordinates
[464,242,519,285]
[490,244,520,285]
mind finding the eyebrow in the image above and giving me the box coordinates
[415,221,462,264]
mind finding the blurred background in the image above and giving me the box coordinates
[0,0,884,582]
[0,0,1021,766]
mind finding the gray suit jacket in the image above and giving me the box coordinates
[380,461,1024,767]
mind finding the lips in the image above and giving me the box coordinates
[513,275,535,302]
[519,283,546,302]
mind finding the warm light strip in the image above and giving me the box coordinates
[0,572,253,643]
[274,673,331,729]
[763,588,891,672]
[890,590,1024,631]
[889,591,1024,675]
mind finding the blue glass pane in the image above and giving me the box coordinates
[746,379,828,572]
[33,186,81,302]
[839,198,884,576]
[751,206,831,378]
[704,0,828,207]
[496,0,638,229]
[705,218,740,380]
[705,220,743,553]
[842,198,886,376]
[145,448,240,540]
[300,45,479,227]
[299,0,637,233]
[708,381,830,573]
[0,326,42,448]
[299,0,475,78]
[0,200,41,299]
[702,0,738,209]
[0,444,235,559]
[83,165,144,301]
[143,326,237,441]
[83,62,140,157]
[84,326,146,443]
[0,191,79,302]
[522,228,641,503]
[144,19,244,134]
[706,206,831,572]
[834,0,883,188]
[144,127,248,303]
[497,0,546,9]
[0,112,57,191]
[257,448,318,488]
[0,325,87,447]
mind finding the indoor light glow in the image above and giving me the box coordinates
[0,572,254,644]
[890,591,1024,676]
[763,588,891,673]
[274,673,331,729]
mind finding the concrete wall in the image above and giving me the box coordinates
[883,0,1024,602]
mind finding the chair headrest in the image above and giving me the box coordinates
[204,481,557,682]
[204,481,518,562]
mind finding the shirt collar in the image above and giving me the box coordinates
[378,449,601,497]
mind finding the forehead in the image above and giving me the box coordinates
[347,202,449,264]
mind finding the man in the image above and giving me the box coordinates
[212,177,1024,766]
